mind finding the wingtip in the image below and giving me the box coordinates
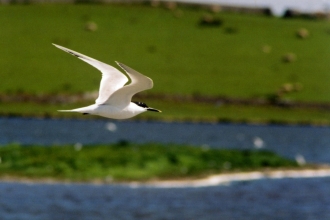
[116,61,129,71]
[52,43,65,51]
[115,61,123,66]
[52,43,60,48]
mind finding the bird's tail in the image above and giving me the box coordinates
[57,110,75,113]
[58,106,93,114]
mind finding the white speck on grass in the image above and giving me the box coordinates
[74,143,83,151]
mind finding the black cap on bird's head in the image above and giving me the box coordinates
[133,101,161,112]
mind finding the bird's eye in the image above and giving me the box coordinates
[133,101,148,108]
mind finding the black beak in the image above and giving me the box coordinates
[147,107,162,112]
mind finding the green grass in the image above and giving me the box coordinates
[1,4,330,123]
[0,142,298,181]
[1,4,330,101]
[146,99,330,124]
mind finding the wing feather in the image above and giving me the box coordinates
[104,62,153,107]
[53,44,128,104]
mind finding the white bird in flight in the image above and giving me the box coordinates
[53,44,161,119]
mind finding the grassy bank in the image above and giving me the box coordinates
[2,98,329,126]
[1,99,330,125]
[0,143,299,182]
[1,4,330,123]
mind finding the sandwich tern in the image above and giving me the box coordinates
[53,44,161,119]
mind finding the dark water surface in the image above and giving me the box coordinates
[1,178,330,220]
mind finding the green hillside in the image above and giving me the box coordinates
[1,4,330,123]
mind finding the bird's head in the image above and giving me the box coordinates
[132,101,161,113]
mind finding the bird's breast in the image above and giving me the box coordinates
[95,104,144,119]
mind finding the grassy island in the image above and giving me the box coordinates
[0,143,299,182]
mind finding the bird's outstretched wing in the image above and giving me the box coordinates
[104,62,153,107]
[53,44,128,104]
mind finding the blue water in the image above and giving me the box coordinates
[1,178,330,220]
[1,117,330,219]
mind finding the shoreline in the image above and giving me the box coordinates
[140,167,330,188]
[2,167,330,188]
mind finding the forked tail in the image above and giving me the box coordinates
[57,110,75,112]
[57,106,93,114]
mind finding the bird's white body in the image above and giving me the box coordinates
[63,102,147,119]
[53,44,161,119]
